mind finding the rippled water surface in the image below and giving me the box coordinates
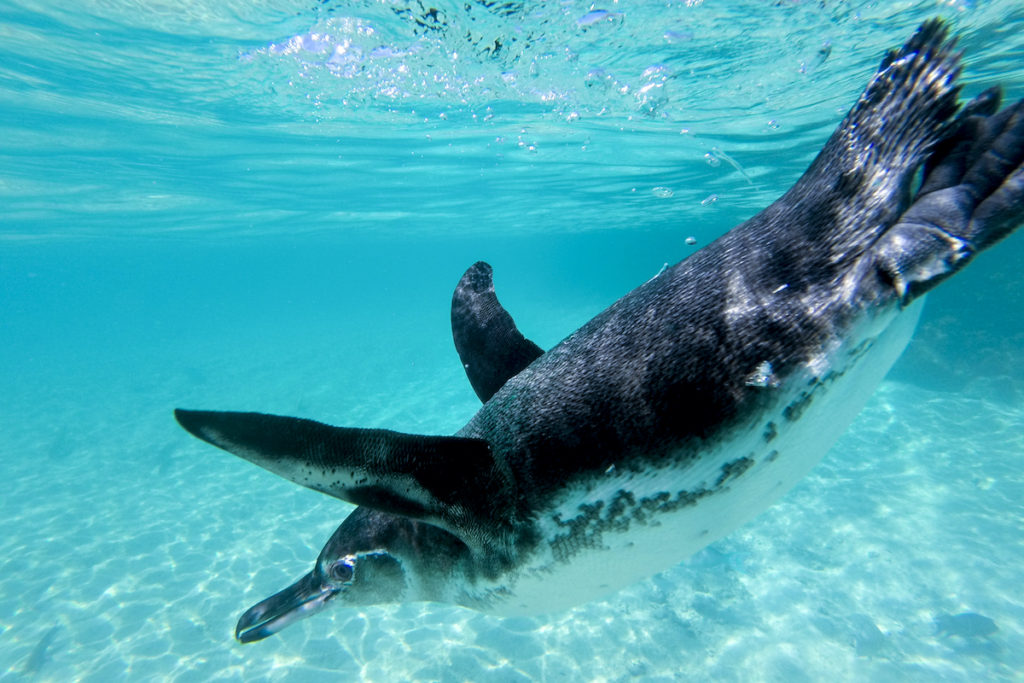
[2,0,1024,680]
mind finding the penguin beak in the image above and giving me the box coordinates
[234,571,337,643]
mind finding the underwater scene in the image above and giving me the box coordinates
[2,0,1024,680]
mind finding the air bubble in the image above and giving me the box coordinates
[663,30,694,43]
[700,194,718,206]
[652,186,674,198]
[578,10,609,26]
[578,10,622,28]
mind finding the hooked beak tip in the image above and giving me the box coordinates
[235,623,271,644]
[234,604,273,643]
[232,573,337,644]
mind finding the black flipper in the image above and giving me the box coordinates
[874,84,1024,302]
[451,261,544,402]
[174,409,516,551]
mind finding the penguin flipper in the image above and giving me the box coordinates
[451,261,544,402]
[874,87,1024,301]
[174,409,516,550]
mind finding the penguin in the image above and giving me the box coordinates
[174,20,1024,642]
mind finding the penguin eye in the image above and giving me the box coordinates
[329,559,354,583]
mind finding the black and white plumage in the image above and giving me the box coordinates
[174,20,1024,642]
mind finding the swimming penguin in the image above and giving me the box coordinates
[175,20,1024,642]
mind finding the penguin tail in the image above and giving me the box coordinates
[872,85,1024,302]
[752,19,1024,301]
[756,19,964,268]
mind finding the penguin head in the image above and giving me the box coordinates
[233,507,469,642]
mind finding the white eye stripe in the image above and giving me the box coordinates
[329,549,393,583]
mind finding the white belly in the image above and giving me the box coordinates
[485,298,924,616]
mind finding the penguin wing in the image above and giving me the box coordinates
[451,261,543,402]
[174,409,516,550]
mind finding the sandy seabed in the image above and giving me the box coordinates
[1,334,1021,682]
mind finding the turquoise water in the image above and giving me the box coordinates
[2,0,1024,680]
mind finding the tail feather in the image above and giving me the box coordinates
[757,19,965,270]
[828,18,962,179]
